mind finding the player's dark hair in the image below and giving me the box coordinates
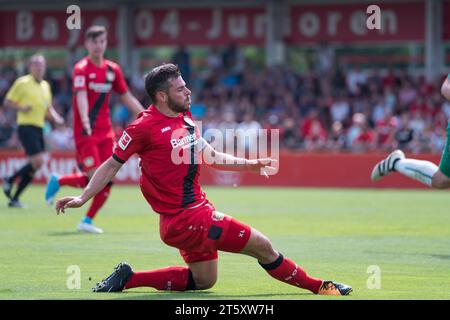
[85,25,107,40]
[144,63,181,102]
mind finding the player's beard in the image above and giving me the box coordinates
[167,96,190,113]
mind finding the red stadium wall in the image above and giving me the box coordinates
[0,1,434,47]
[0,151,441,188]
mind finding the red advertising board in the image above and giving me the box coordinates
[443,0,450,41]
[288,2,425,44]
[0,151,140,185]
[0,7,265,47]
[0,9,118,47]
[133,7,266,46]
[0,150,440,189]
[0,2,429,47]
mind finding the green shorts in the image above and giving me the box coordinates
[439,122,450,177]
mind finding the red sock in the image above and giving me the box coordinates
[260,253,322,294]
[124,266,193,291]
[59,174,88,188]
[86,183,112,219]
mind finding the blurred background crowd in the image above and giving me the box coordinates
[1,44,448,154]
[1,0,449,155]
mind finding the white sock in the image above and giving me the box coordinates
[394,159,439,187]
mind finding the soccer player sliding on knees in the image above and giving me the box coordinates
[371,74,450,189]
[56,63,352,296]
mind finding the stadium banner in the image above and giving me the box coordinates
[444,0,450,41]
[133,7,266,46]
[0,151,440,188]
[0,6,266,47]
[0,9,118,47]
[288,1,425,44]
[0,2,430,47]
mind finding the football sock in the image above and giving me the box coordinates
[124,266,196,291]
[81,216,92,224]
[8,162,33,183]
[259,253,322,294]
[86,182,112,219]
[59,173,89,188]
[12,166,35,201]
[394,159,439,187]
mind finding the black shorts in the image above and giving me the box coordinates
[18,125,45,156]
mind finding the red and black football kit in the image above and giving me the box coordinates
[113,105,251,263]
[73,57,128,172]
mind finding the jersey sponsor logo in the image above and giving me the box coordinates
[89,73,96,79]
[88,82,112,93]
[118,131,132,150]
[161,126,171,133]
[170,133,198,149]
[106,71,115,82]
[74,75,85,88]
[211,211,225,222]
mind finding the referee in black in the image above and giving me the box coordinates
[2,54,64,208]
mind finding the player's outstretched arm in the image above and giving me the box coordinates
[120,92,145,117]
[441,77,450,101]
[55,156,123,214]
[201,139,277,178]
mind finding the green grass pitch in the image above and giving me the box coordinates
[0,185,449,300]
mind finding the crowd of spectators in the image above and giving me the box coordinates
[1,45,449,155]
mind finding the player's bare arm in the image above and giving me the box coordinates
[119,91,145,117]
[201,139,276,177]
[76,90,92,135]
[55,156,123,214]
[3,98,32,113]
[46,104,64,125]
[441,77,450,100]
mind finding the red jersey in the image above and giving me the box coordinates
[113,105,206,215]
[355,130,374,144]
[72,57,128,140]
[375,117,397,145]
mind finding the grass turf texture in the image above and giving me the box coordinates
[0,185,449,300]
